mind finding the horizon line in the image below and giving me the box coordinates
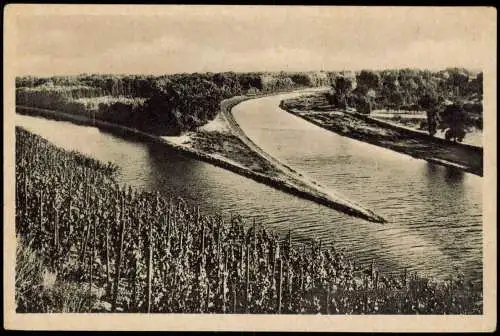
[15,66,483,78]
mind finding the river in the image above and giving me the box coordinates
[15,92,482,282]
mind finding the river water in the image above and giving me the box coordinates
[15,93,482,282]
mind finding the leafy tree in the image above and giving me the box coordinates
[466,72,483,98]
[333,73,357,108]
[418,90,439,110]
[418,90,440,136]
[352,94,372,114]
[356,70,380,91]
[439,103,468,142]
[290,73,311,86]
[446,68,470,97]
[388,90,404,110]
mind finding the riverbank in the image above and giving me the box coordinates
[280,94,483,176]
[369,110,483,147]
[16,96,386,223]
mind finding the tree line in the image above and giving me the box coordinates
[326,68,483,140]
[16,72,329,135]
[16,69,482,137]
[328,68,482,114]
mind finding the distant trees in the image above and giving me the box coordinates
[16,85,104,112]
[418,89,441,110]
[16,69,482,138]
[290,73,311,87]
[325,68,482,116]
[356,70,380,92]
[446,68,470,97]
[304,72,329,87]
[323,68,483,141]
[331,72,357,109]
[417,90,441,135]
[260,74,296,92]
[16,71,328,136]
[466,72,483,99]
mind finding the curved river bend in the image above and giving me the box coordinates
[15,93,482,282]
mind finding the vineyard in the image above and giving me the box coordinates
[15,127,482,314]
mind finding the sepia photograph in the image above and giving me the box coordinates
[3,4,496,332]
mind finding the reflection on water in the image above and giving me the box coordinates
[444,166,465,184]
[16,110,482,282]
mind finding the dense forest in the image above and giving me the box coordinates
[16,72,329,135]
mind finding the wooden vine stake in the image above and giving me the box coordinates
[166,198,171,252]
[39,190,43,232]
[288,228,292,261]
[232,284,237,314]
[24,174,28,215]
[89,220,96,310]
[287,259,292,312]
[272,241,277,291]
[364,276,369,313]
[15,177,18,212]
[205,282,210,313]
[222,251,227,314]
[68,171,72,216]
[245,243,250,313]
[200,208,205,254]
[253,219,257,268]
[325,283,330,314]
[54,207,59,252]
[300,257,304,293]
[277,258,283,314]
[111,197,127,312]
[146,196,156,313]
[80,216,92,263]
[197,258,204,313]
[105,217,111,297]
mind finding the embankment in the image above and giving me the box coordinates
[280,98,483,177]
[220,93,387,223]
[356,112,483,153]
[16,104,386,223]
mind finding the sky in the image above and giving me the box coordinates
[10,5,496,76]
